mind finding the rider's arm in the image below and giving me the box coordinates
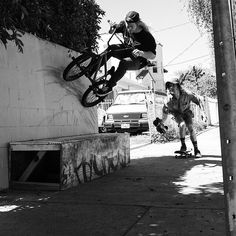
[132,31,156,60]
[189,92,201,107]
[109,21,126,34]
[136,50,156,60]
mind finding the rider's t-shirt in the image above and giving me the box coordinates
[162,88,201,125]
[132,30,156,55]
[163,88,200,115]
[115,21,156,55]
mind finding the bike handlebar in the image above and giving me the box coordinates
[106,20,142,61]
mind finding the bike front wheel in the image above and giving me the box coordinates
[81,80,108,107]
[63,53,96,81]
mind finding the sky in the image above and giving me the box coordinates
[95,0,215,74]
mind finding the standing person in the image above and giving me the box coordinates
[153,77,202,158]
[97,11,157,96]
[97,104,107,133]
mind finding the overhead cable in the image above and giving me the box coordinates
[152,22,191,33]
[164,35,204,66]
[165,54,210,67]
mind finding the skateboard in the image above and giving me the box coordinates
[174,150,192,158]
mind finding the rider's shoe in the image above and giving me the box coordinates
[96,86,112,97]
[107,66,115,76]
[194,149,202,158]
[96,67,115,97]
[180,144,187,152]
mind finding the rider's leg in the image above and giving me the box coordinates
[179,121,187,152]
[93,44,133,79]
[100,44,132,68]
[108,44,133,59]
[175,115,187,152]
[97,58,141,96]
[107,57,141,87]
[184,111,201,157]
[187,123,201,157]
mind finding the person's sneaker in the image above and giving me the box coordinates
[194,149,202,158]
[180,144,187,152]
[107,66,115,76]
[96,86,112,97]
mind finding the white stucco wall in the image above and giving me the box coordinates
[0,33,97,189]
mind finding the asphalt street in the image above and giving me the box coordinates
[0,126,226,235]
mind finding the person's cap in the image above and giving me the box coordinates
[165,77,180,89]
[125,11,140,23]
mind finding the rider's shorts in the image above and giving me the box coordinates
[174,109,194,126]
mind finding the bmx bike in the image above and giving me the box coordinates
[63,27,138,107]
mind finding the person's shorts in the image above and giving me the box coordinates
[174,110,194,126]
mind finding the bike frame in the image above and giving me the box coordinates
[86,28,127,85]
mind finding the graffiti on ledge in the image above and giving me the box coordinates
[60,136,129,188]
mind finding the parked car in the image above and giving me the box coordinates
[104,90,151,134]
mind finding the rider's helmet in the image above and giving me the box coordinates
[165,77,180,90]
[125,11,140,23]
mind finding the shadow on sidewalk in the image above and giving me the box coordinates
[0,154,225,236]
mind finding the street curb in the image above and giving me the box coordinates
[130,125,219,150]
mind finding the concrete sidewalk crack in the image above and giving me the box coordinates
[122,206,151,236]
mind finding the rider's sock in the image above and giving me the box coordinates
[192,141,198,150]
[180,138,185,146]
[180,138,186,151]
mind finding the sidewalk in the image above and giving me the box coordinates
[0,127,226,235]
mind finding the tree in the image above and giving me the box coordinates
[0,0,25,52]
[177,66,217,98]
[181,0,212,33]
[0,0,105,52]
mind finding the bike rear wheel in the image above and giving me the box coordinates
[81,80,108,107]
[63,53,96,81]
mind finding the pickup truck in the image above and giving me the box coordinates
[104,90,166,134]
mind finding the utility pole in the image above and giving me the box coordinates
[211,0,236,235]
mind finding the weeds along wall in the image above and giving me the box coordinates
[0,33,98,189]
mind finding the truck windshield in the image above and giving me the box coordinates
[114,93,146,105]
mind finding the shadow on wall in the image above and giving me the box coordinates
[36,66,89,102]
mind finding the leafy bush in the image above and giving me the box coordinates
[178,66,217,99]
[181,0,212,33]
[152,120,207,144]
[151,128,178,143]
[0,0,105,52]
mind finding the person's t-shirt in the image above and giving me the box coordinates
[163,88,200,115]
[132,30,156,55]
[115,21,156,55]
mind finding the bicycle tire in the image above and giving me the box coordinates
[63,53,96,81]
[81,80,108,107]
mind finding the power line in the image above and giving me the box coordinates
[99,24,208,68]
[100,22,191,36]
[152,22,191,33]
[164,35,204,66]
[165,54,210,67]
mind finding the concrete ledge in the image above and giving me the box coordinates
[9,133,130,190]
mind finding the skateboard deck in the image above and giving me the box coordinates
[174,150,192,158]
